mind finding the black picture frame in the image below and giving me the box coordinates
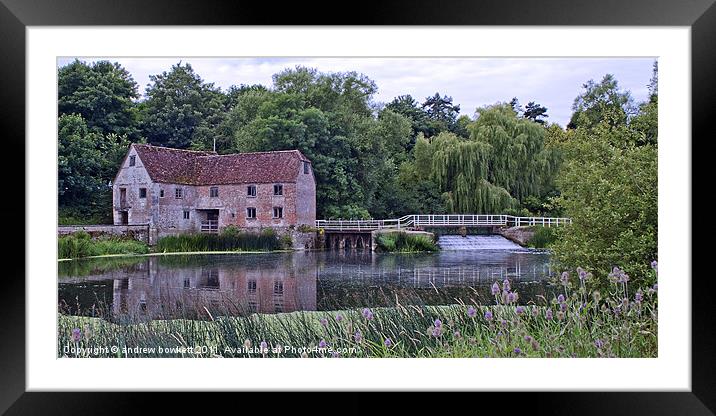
[1,0,710,413]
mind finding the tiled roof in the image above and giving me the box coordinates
[132,144,310,185]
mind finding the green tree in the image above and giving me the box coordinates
[58,114,130,222]
[58,59,139,139]
[140,62,226,150]
[523,101,549,124]
[567,74,635,130]
[551,122,657,286]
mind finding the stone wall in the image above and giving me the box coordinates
[58,224,151,244]
[497,226,535,247]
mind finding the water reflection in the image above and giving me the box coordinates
[58,250,553,323]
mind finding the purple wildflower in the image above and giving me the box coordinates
[514,347,522,355]
[491,281,501,295]
[560,302,568,312]
[531,306,539,317]
[454,330,461,338]
[651,260,658,272]
[515,306,525,315]
[71,327,81,342]
[354,330,362,343]
[432,326,442,337]
[594,339,604,349]
[335,314,343,322]
[577,267,587,282]
[434,319,442,329]
[318,339,328,349]
[545,309,553,320]
[484,310,494,321]
[557,294,565,303]
[500,319,508,328]
[503,279,511,292]
[362,308,374,320]
[332,351,340,358]
[560,271,569,286]
[384,338,393,348]
[635,290,644,303]
[524,335,533,342]
[609,267,629,284]
[260,341,268,351]
[506,292,517,304]
[467,306,477,318]
[653,283,658,292]
[319,318,329,327]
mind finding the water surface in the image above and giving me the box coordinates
[59,236,555,323]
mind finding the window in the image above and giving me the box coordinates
[247,185,256,197]
[175,188,183,199]
[159,189,164,198]
[247,280,257,293]
[183,210,190,220]
[129,155,136,167]
[210,186,219,198]
[139,188,147,199]
[273,184,283,196]
[273,281,284,295]
[246,207,256,219]
[303,161,310,174]
[273,207,283,219]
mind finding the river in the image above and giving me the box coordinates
[58,235,555,323]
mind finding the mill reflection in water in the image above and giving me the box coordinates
[58,250,553,323]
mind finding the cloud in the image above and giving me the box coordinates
[57,57,655,127]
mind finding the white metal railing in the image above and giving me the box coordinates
[315,214,571,231]
[200,220,219,233]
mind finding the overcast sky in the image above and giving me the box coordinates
[57,57,655,127]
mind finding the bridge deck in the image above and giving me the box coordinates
[316,214,571,232]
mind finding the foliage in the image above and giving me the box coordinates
[58,114,129,220]
[58,264,657,358]
[58,59,140,139]
[155,231,282,253]
[375,232,438,252]
[140,62,226,150]
[551,123,657,287]
[567,74,635,130]
[526,226,558,249]
[58,232,148,259]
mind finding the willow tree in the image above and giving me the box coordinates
[428,104,560,213]
[470,104,560,203]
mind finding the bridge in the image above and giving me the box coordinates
[315,214,571,232]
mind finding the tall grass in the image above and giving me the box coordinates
[155,228,284,253]
[58,231,149,259]
[376,232,438,253]
[58,263,658,358]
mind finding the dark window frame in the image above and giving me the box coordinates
[273,206,283,219]
[129,155,136,167]
[139,188,147,199]
[246,207,256,219]
[273,184,283,196]
[183,210,190,220]
[303,161,310,174]
[247,185,256,197]
[175,188,183,199]
[210,186,219,198]
[159,189,164,198]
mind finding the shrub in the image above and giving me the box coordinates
[527,226,557,249]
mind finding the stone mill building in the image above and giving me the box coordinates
[112,144,316,239]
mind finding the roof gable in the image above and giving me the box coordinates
[131,144,309,185]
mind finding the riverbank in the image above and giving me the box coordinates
[59,276,658,358]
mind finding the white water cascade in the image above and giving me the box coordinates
[437,235,526,251]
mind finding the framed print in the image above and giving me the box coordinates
[2,0,713,413]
